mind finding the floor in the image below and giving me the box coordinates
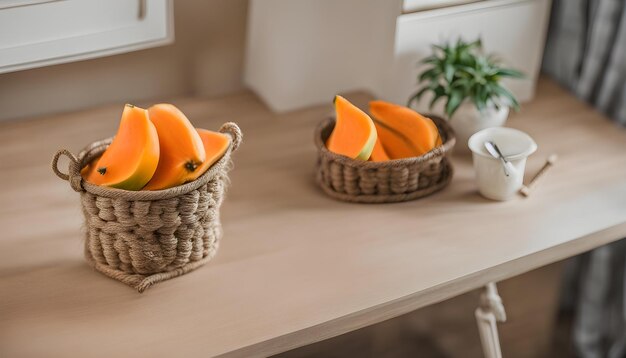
[277,262,570,358]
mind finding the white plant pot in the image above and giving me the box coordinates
[448,102,509,153]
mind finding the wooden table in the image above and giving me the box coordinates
[1,78,626,357]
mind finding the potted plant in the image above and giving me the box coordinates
[408,38,524,151]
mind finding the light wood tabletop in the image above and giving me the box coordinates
[1,78,626,357]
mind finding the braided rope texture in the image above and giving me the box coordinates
[53,123,241,292]
[315,115,456,203]
[81,176,225,292]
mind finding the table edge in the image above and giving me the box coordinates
[216,221,626,358]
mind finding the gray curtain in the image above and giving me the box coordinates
[543,0,626,125]
[560,241,626,358]
[542,1,626,357]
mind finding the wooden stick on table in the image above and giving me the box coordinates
[520,154,558,197]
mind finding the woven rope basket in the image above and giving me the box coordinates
[52,122,242,292]
[315,115,455,203]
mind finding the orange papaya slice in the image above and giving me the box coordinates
[86,104,159,190]
[143,104,207,190]
[369,101,440,158]
[369,137,390,162]
[193,128,231,177]
[80,155,100,179]
[326,95,377,160]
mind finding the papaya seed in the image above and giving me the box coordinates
[97,167,107,175]
[184,161,198,172]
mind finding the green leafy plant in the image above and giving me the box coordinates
[408,38,524,119]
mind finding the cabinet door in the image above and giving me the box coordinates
[0,0,173,73]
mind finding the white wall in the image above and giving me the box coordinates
[0,0,248,121]
[244,0,402,112]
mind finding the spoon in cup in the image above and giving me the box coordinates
[484,141,516,177]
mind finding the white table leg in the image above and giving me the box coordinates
[475,282,507,358]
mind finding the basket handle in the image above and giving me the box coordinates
[52,149,83,192]
[219,122,243,152]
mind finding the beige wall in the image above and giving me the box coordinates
[0,0,248,121]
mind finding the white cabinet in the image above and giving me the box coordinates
[245,0,552,112]
[386,0,552,112]
[0,0,173,74]
[402,0,481,13]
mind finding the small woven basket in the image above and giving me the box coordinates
[52,122,242,292]
[315,115,455,203]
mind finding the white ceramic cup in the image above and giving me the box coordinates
[468,127,537,201]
